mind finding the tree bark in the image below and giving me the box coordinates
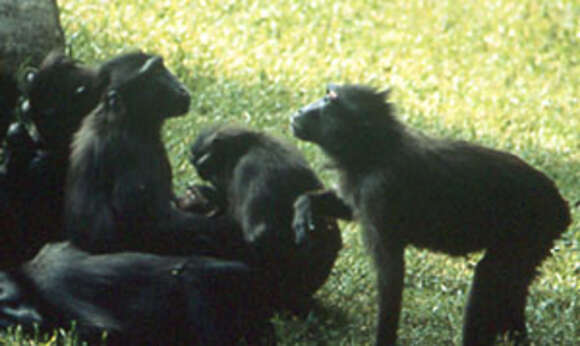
[0,0,65,76]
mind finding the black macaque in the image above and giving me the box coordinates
[188,124,342,310]
[0,53,106,268]
[0,242,274,345]
[290,84,571,346]
[23,51,107,153]
[65,51,234,254]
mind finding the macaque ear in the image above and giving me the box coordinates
[211,131,226,147]
[376,88,390,100]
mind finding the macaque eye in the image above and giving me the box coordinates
[26,71,36,84]
[21,69,38,92]
[75,85,87,95]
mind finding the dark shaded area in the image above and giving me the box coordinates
[0,242,274,345]
[0,72,20,141]
[0,52,105,268]
[0,73,23,267]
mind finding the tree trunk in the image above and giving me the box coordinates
[0,0,65,77]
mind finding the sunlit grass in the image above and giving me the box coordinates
[3,0,577,344]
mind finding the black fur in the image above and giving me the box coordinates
[189,124,342,310]
[0,242,274,345]
[65,51,232,254]
[0,72,24,260]
[23,51,106,153]
[291,84,571,345]
[0,72,20,141]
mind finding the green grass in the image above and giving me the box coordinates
[3,0,578,344]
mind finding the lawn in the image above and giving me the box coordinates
[2,0,578,345]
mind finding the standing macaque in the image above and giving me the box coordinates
[291,84,571,345]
